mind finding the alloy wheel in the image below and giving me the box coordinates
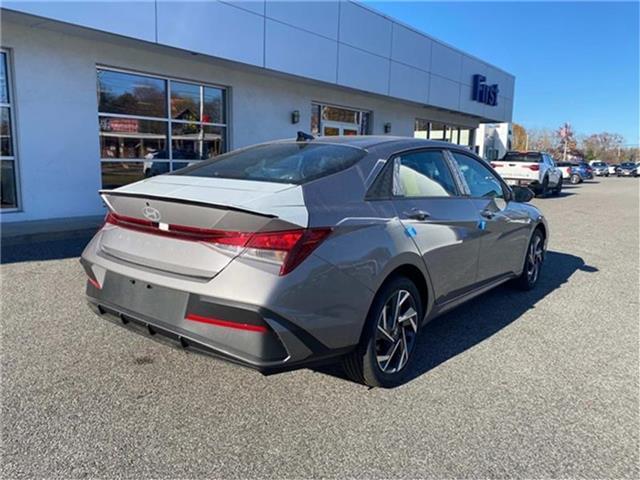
[526,235,544,284]
[374,289,418,374]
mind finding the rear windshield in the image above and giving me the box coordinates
[172,142,366,184]
[621,163,636,167]
[502,152,542,162]
[592,162,606,167]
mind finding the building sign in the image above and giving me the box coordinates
[472,74,499,106]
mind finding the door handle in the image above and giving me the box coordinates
[480,209,496,219]
[404,209,431,221]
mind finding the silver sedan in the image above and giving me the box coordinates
[81,136,548,387]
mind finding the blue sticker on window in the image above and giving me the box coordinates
[405,225,417,237]
[477,220,487,230]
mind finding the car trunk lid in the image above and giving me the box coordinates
[98,176,307,279]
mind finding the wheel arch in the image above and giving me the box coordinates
[352,259,433,352]
[372,254,435,326]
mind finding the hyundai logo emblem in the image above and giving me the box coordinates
[143,206,161,222]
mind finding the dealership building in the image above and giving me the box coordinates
[0,1,515,233]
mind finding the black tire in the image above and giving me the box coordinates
[514,229,545,291]
[538,176,549,197]
[343,276,423,388]
[570,174,581,184]
[605,173,609,177]
[552,176,563,196]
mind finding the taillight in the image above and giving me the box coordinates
[490,163,502,168]
[103,211,332,275]
[522,164,540,171]
[243,228,333,275]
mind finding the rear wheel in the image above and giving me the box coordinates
[343,276,422,388]
[552,176,563,196]
[538,176,549,197]
[570,174,581,184]
[514,229,545,290]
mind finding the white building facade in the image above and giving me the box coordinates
[0,1,515,227]
[476,123,513,161]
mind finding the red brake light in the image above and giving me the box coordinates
[105,211,153,227]
[247,228,333,275]
[103,211,332,275]
[105,211,252,246]
[490,163,501,168]
[246,230,304,251]
[523,164,540,171]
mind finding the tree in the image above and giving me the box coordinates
[580,132,625,163]
[512,123,528,151]
[527,128,555,152]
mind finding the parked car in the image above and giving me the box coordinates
[608,164,619,175]
[491,151,562,196]
[577,162,594,179]
[81,136,549,388]
[556,161,584,184]
[573,162,593,181]
[616,162,638,177]
[590,161,609,177]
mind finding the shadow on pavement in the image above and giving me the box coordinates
[1,235,93,264]
[2,237,598,390]
[542,191,576,198]
[313,251,598,387]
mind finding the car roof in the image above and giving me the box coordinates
[310,135,461,150]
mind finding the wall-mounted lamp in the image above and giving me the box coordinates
[384,122,392,134]
[291,110,300,124]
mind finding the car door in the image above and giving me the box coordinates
[388,149,483,304]
[544,154,561,186]
[448,150,531,284]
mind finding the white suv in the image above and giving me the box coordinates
[492,151,563,197]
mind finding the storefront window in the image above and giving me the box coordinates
[414,118,429,139]
[430,122,446,141]
[0,50,18,209]
[414,118,475,148]
[312,103,370,137]
[97,68,227,188]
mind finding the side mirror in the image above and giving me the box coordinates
[511,186,535,203]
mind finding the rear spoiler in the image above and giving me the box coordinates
[99,190,277,218]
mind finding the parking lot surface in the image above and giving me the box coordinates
[1,178,639,478]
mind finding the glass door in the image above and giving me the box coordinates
[322,121,359,136]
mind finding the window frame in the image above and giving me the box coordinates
[311,101,371,136]
[446,148,512,200]
[366,147,464,200]
[0,47,21,212]
[96,65,229,188]
[414,118,476,148]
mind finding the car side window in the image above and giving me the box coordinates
[393,150,458,197]
[450,151,505,199]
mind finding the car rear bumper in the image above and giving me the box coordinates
[503,178,540,188]
[80,231,374,373]
[85,275,354,373]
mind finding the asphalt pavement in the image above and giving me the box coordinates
[1,177,638,478]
